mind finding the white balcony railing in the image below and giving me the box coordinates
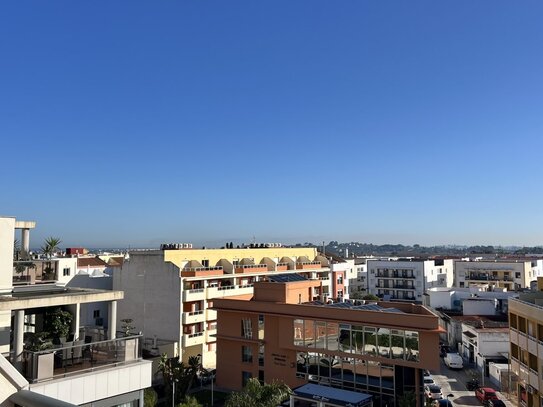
[182,310,205,325]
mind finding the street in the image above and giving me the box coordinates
[429,359,515,407]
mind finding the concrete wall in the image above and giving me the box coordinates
[463,299,496,316]
[113,252,181,344]
[66,273,112,328]
[0,353,28,407]
[0,217,15,354]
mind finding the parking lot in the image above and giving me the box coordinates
[429,359,516,407]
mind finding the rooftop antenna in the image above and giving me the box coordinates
[252,235,256,245]
[323,241,326,255]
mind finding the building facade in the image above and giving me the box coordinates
[366,259,454,303]
[113,246,336,368]
[214,276,442,407]
[0,216,151,407]
[455,260,543,290]
[509,292,543,407]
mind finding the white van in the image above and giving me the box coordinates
[444,353,464,369]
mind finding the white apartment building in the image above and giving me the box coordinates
[366,259,454,302]
[0,216,151,407]
[113,246,335,368]
[426,286,518,314]
[454,260,543,290]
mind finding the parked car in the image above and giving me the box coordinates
[484,400,505,407]
[444,353,464,369]
[440,345,452,357]
[475,387,499,403]
[424,376,436,386]
[425,385,443,400]
[433,400,453,407]
[423,369,431,377]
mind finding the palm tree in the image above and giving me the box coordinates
[41,237,62,279]
[41,237,62,258]
[225,378,292,407]
[157,353,201,405]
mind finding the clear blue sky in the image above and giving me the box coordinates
[1,1,542,248]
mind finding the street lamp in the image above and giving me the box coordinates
[172,377,178,407]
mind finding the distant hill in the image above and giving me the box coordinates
[293,241,543,258]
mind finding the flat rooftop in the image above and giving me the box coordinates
[303,300,405,314]
[0,286,123,311]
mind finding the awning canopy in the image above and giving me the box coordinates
[292,383,373,407]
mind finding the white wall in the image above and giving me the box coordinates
[55,258,78,286]
[29,361,151,405]
[0,217,15,354]
[113,252,181,343]
[463,299,496,316]
[0,353,28,407]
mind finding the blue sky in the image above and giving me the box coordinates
[1,1,542,248]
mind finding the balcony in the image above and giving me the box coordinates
[235,264,268,274]
[393,284,415,290]
[182,310,205,324]
[207,284,254,299]
[206,329,217,342]
[376,273,415,279]
[181,266,224,278]
[182,332,205,347]
[206,309,217,320]
[22,335,142,383]
[296,262,322,270]
[182,288,205,302]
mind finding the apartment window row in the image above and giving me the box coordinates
[63,267,70,276]
[293,319,419,362]
[510,313,543,342]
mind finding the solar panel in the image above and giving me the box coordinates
[268,273,308,283]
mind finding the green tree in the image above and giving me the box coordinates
[177,396,202,407]
[398,391,416,407]
[225,378,291,407]
[362,294,379,301]
[143,387,158,407]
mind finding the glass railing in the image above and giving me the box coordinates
[23,335,142,383]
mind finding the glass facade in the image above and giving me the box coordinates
[293,319,419,362]
[296,351,397,406]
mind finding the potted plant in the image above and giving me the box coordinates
[24,332,55,381]
[45,308,73,344]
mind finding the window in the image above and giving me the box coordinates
[241,318,253,339]
[242,371,252,387]
[258,370,264,384]
[242,345,253,363]
[93,310,100,318]
[63,267,70,276]
[516,272,521,279]
[202,260,209,267]
[337,276,343,284]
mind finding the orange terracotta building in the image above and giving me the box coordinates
[214,274,442,407]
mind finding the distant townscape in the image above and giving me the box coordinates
[0,216,540,407]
